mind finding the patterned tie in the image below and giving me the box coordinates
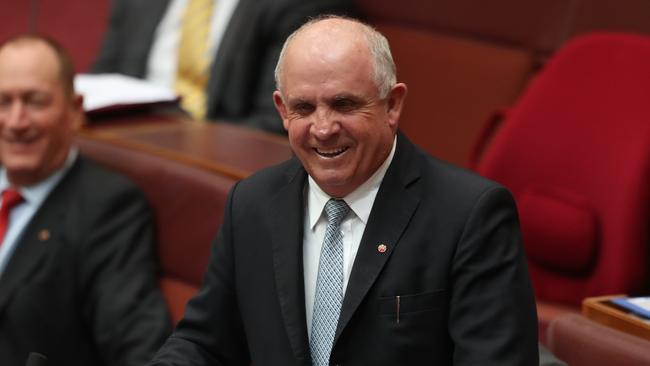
[310,199,351,366]
[0,189,24,245]
[175,0,214,120]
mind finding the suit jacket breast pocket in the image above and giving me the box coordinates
[379,289,446,318]
[376,290,449,359]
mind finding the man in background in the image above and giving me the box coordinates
[92,0,355,134]
[147,16,538,365]
[0,35,170,366]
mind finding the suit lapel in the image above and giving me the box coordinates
[335,134,421,342]
[267,160,311,364]
[132,0,171,76]
[0,160,80,314]
[206,0,256,111]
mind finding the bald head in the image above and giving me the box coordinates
[275,16,397,99]
[0,35,76,99]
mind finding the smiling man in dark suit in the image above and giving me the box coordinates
[148,16,538,365]
[92,0,355,133]
[0,35,170,366]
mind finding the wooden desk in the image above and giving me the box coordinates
[582,295,650,341]
[78,112,293,180]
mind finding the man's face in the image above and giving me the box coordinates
[0,41,82,186]
[274,21,406,198]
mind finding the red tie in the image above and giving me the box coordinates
[0,189,24,245]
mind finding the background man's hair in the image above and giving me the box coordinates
[0,34,76,98]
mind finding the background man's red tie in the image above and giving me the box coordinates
[0,189,24,245]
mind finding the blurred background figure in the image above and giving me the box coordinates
[0,34,170,366]
[92,0,357,133]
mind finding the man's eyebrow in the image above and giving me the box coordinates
[330,93,361,100]
[286,97,312,106]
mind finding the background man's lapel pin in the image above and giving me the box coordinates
[38,229,50,241]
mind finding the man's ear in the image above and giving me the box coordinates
[386,83,407,129]
[273,90,290,131]
[70,93,86,130]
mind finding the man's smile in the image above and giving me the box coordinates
[314,146,349,158]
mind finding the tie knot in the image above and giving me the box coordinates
[324,199,350,226]
[1,189,23,210]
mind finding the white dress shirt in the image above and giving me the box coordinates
[303,137,397,337]
[146,0,240,88]
[0,149,78,277]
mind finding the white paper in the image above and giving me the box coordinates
[74,73,179,112]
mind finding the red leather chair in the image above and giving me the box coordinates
[471,33,650,336]
[546,314,650,366]
[77,134,236,324]
[36,0,111,72]
[0,1,30,42]
[356,0,539,167]
[568,0,650,40]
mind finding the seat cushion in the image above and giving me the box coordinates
[519,189,598,273]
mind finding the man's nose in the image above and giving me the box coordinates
[311,108,340,139]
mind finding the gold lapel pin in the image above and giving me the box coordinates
[38,229,50,241]
[377,244,388,253]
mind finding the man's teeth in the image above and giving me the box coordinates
[316,147,348,157]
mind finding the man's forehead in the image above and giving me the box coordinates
[283,34,371,77]
[0,42,61,87]
[0,41,58,70]
[287,19,367,58]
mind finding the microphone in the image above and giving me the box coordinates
[25,352,48,366]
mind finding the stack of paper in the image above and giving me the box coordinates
[612,297,650,320]
[74,73,179,113]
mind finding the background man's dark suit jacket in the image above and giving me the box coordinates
[0,157,170,366]
[149,133,538,365]
[92,0,355,134]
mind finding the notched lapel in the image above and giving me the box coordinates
[0,158,79,316]
[206,0,257,107]
[0,207,65,315]
[267,164,311,364]
[335,135,422,342]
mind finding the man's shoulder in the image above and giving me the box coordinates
[74,157,139,188]
[399,135,503,194]
[426,154,501,191]
[405,141,509,205]
[236,157,303,194]
[63,157,147,203]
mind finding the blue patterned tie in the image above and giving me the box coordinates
[310,199,350,366]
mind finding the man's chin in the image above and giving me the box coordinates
[2,160,41,183]
[311,174,355,197]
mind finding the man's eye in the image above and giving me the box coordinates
[332,98,357,112]
[0,96,10,108]
[292,103,315,116]
[23,93,51,109]
[27,97,48,107]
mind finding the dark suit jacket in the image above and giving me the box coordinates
[148,133,538,365]
[0,157,170,366]
[92,0,356,134]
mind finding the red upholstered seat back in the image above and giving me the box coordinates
[77,135,235,323]
[547,314,650,365]
[355,0,578,167]
[377,24,534,167]
[356,0,571,53]
[0,0,110,72]
[36,0,111,72]
[475,33,650,306]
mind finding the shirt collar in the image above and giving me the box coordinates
[0,148,79,206]
[307,136,397,229]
